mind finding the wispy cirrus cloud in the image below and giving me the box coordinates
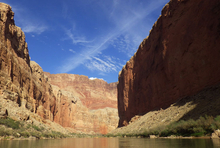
[85,55,124,73]
[64,28,92,45]
[58,31,119,73]
[111,32,146,57]
[69,49,75,53]
[22,23,48,34]
[58,0,169,74]
[3,1,48,35]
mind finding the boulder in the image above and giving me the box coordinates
[212,129,220,139]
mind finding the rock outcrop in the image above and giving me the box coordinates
[0,3,56,121]
[118,0,220,127]
[212,129,220,139]
[44,73,118,134]
[0,3,118,134]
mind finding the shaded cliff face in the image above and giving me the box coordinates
[44,73,118,134]
[0,3,56,121]
[118,0,220,127]
[113,83,220,135]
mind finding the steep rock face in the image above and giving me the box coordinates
[118,0,220,127]
[44,73,118,134]
[0,3,118,134]
[0,3,57,122]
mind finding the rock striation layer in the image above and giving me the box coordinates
[118,0,220,127]
[0,3,118,134]
[44,73,118,134]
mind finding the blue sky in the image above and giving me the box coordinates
[2,0,169,83]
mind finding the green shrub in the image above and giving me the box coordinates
[0,127,12,136]
[0,118,20,129]
[192,127,205,133]
[42,131,67,138]
[191,132,205,137]
[26,124,31,129]
[51,131,67,138]
[138,115,220,138]
[19,131,30,138]
[215,115,220,122]
[214,121,220,129]
[160,129,172,137]
[32,125,41,131]
[30,131,42,138]
[40,126,45,131]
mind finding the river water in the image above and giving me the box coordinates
[1,137,220,148]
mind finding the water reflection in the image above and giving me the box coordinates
[119,138,218,148]
[0,138,119,148]
[0,137,220,148]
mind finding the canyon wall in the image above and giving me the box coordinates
[44,73,118,134]
[118,0,220,127]
[0,3,118,134]
[0,3,56,121]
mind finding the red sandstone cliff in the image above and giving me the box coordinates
[0,3,56,121]
[44,73,117,110]
[44,73,118,134]
[118,0,220,127]
[0,3,118,134]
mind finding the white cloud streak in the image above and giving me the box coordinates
[89,77,104,81]
[84,55,124,73]
[8,3,48,34]
[22,23,47,34]
[69,49,75,53]
[58,0,169,74]
[64,29,92,45]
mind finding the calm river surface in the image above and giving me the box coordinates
[1,137,220,148]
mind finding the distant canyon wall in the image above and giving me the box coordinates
[118,0,220,127]
[44,73,118,134]
[0,3,118,134]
